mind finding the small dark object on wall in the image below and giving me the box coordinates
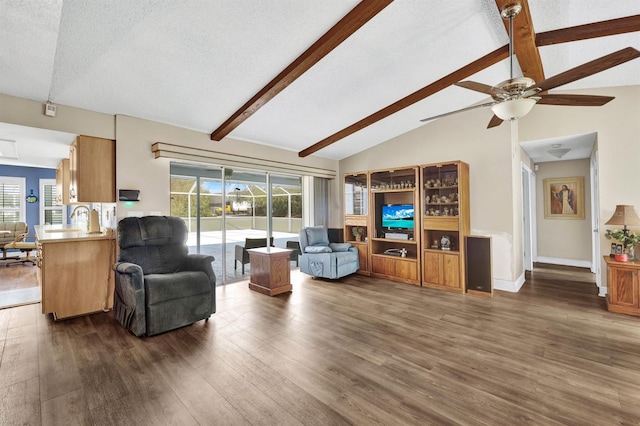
[119,189,140,201]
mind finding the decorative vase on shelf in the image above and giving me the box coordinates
[628,245,635,261]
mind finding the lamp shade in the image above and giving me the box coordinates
[491,98,536,121]
[605,205,640,226]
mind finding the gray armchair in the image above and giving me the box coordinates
[113,216,215,337]
[299,226,359,279]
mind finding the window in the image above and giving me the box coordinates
[40,179,65,225]
[169,162,304,284]
[0,177,25,222]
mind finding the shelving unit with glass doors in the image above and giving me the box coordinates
[344,172,370,275]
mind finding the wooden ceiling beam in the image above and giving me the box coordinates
[494,0,545,83]
[298,46,509,157]
[536,15,640,46]
[210,0,393,141]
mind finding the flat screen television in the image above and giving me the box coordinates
[382,204,414,229]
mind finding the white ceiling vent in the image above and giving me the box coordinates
[0,139,19,159]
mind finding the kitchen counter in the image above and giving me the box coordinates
[35,224,115,243]
[34,224,116,320]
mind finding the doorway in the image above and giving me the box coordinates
[521,163,534,272]
[519,132,598,290]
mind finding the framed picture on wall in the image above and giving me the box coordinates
[543,177,585,220]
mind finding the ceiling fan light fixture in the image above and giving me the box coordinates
[491,98,536,121]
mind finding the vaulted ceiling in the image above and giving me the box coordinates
[2,0,639,164]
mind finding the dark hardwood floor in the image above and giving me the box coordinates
[0,262,38,292]
[1,264,639,425]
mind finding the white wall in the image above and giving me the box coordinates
[0,94,114,139]
[114,115,338,220]
[535,159,592,266]
[0,95,339,224]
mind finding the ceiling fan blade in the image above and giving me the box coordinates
[537,94,615,106]
[528,47,640,93]
[420,101,496,123]
[455,81,506,96]
[487,115,503,129]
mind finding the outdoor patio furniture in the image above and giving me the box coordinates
[234,237,274,274]
[286,240,301,266]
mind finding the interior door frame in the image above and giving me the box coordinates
[521,162,536,271]
[590,149,602,293]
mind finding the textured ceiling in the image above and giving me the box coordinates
[1,0,639,168]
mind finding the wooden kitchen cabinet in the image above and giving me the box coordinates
[69,135,116,203]
[371,255,418,282]
[36,226,116,320]
[423,251,460,290]
[605,256,640,317]
[55,158,71,205]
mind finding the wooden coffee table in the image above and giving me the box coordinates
[247,247,293,296]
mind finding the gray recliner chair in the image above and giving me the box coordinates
[299,226,359,279]
[113,216,216,336]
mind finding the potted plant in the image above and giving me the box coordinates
[352,226,365,242]
[605,229,640,261]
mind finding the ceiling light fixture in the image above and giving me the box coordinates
[547,142,571,158]
[491,98,537,121]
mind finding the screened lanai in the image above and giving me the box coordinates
[170,162,303,284]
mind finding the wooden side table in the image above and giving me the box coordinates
[604,256,640,317]
[247,247,293,296]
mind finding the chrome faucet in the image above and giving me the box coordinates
[70,205,90,230]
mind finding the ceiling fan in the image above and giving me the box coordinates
[420,2,640,128]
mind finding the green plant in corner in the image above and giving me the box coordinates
[605,229,640,249]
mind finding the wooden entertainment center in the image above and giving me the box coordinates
[343,161,470,292]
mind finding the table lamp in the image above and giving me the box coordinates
[605,205,640,235]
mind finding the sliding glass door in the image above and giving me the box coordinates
[170,163,302,284]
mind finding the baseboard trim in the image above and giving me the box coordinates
[536,256,592,269]
[494,272,525,293]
